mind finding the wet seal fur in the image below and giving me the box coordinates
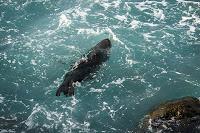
[56,39,111,96]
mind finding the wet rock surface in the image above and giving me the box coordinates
[138,97,200,133]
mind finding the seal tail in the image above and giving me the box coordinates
[56,82,74,96]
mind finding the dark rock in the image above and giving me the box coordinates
[138,97,200,133]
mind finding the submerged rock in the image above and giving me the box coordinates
[138,97,200,133]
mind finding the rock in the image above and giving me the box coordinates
[138,97,200,133]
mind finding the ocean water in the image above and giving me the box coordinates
[0,0,200,132]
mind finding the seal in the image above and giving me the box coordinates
[56,38,111,96]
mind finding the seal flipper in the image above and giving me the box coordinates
[67,80,75,96]
[67,86,75,96]
[56,85,65,96]
[56,81,74,96]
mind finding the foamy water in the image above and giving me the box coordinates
[0,0,200,132]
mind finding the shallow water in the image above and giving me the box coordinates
[0,0,200,132]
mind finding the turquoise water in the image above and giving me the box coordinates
[0,0,200,132]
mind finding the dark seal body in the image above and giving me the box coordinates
[56,39,111,96]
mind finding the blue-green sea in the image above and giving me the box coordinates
[0,0,200,132]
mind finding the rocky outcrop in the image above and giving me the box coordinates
[138,97,200,133]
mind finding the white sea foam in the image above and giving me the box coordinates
[177,0,200,4]
[185,80,200,87]
[57,14,71,29]
[143,33,156,42]
[30,60,37,65]
[0,94,4,103]
[96,0,121,10]
[0,129,15,133]
[130,19,140,29]
[114,15,127,22]
[77,27,123,44]
[153,9,165,20]
[179,15,200,26]
[124,2,131,11]
[136,0,168,6]
[106,28,124,44]
[102,77,126,88]
[89,87,105,93]
[125,56,138,65]
[189,25,195,32]
[179,16,192,26]
[111,77,125,85]
[124,44,138,66]
[25,104,41,129]
[178,14,199,36]
[77,28,101,35]
[25,103,64,130]
[71,96,79,106]
[101,102,124,119]
[148,118,153,132]
[96,13,108,20]
[96,1,111,10]
[161,0,168,6]
[66,45,76,49]
[143,22,159,27]
[111,0,121,8]
[135,1,166,20]
[135,2,149,11]
[72,8,89,20]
